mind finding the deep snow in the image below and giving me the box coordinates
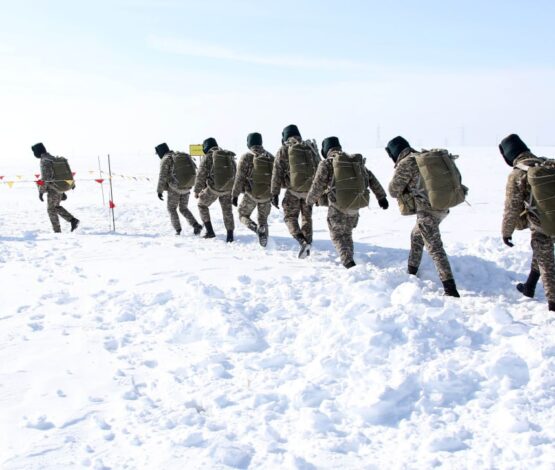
[1,147,554,469]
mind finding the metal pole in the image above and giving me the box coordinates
[107,154,116,232]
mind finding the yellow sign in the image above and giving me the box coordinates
[189,144,204,157]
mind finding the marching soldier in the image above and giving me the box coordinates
[155,143,202,235]
[307,137,389,268]
[32,142,79,233]
[232,133,274,247]
[386,136,460,297]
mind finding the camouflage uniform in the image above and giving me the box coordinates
[502,151,555,303]
[39,153,76,233]
[307,149,387,265]
[271,137,320,243]
[388,148,454,281]
[157,154,200,233]
[232,146,274,230]
[194,149,235,231]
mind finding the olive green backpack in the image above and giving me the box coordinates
[414,149,468,211]
[288,141,317,193]
[517,158,555,236]
[171,152,196,191]
[211,149,236,192]
[51,157,75,193]
[331,152,370,211]
[250,153,273,200]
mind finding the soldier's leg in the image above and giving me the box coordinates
[417,211,454,282]
[167,189,182,233]
[327,206,356,265]
[56,202,74,223]
[282,191,302,239]
[408,223,425,272]
[197,189,218,224]
[238,195,257,229]
[178,193,200,228]
[531,230,555,304]
[300,198,314,244]
[46,191,62,232]
[257,201,271,228]
[219,194,235,231]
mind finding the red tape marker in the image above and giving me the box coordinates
[109,200,116,209]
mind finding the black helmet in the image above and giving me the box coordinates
[155,143,170,159]
[32,142,46,158]
[321,136,341,158]
[385,136,411,163]
[499,134,530,166]
[247,132,262,149]
[202,137,218,155]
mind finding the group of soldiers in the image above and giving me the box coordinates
[31,129,555,310]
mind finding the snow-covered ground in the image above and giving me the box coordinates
[1,147,554,469]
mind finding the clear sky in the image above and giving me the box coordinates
[1,0,554,166]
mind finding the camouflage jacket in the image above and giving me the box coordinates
[271,137,320,196]
[156,153,173,194]
[193,147,237,195]
[39,153,58,195]
[307,150,387,210]
[388,148,441,214]
[232,146,274,198]
[502,151,543,237]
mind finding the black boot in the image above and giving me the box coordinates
[70,218,80,232]
[176,229,182,235]
[516,269,540,298]
[549,301,555,312]
[442,279,460,297]
[295,234,311,259]
[247,220,258,233]
[226,230,234,243]
[193,223,202,235]
[408,265,418,275]
[344,260,356,269]
[203,222,216,239]
[257,225,268,247]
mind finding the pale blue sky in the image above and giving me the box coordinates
[1,0,554,165]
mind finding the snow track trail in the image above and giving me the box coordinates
[1,149,555,468]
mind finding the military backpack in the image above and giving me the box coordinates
[211,149,236,192]
[50,156,75,193]
[331,152,370,211]
[250,153,273,201]
[517,158,555,236]
[288,141,317,193]
[414,149,467,211]
[170,152,196,192]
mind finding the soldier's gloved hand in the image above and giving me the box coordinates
[232,196,238,207]
[378,197,389,210]
[61,193,68,201]
[194,193,199,199]
[39,192,44,202]
[503,236,514,247]
[271,194,279,209]
[158,192,164,201]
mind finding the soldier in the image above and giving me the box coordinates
[194,137,236,242]
[386,136,460,297]
[32,142,79,233]
[307,137,389,268]
[499,134,555,311]
[231,132,274,247]
[155,143,202,236]
[271,124,320,258]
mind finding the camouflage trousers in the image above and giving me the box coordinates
[282,190,313,243]
[408,210,454,282]
[197,188,235,231]
[530,229,555,303]
[46,190,74,233]
[167,188,199,232]
[238,193,271,229]
[327,205,359,265]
